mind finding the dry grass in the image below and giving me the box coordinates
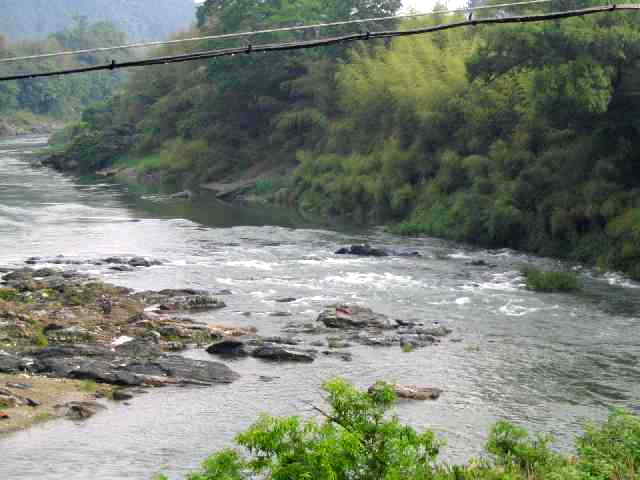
[0,373,109,435]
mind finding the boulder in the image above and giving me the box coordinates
[369,383,442,400]
[251,345,315,363]
[318,305,398,330]
[158,294,226,312]
[2,269,33,282]
[321,350,353,361]
[0,351,29,373]
[153,355,239,384]
[55,401,106,420]
[206,339,249,357]
[128,257,161,268]
[406,325,452,337]
[111,390,134,401]
[109,265,135,272]
[335,244,389,257]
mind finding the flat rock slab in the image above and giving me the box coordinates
[24,344,239,386]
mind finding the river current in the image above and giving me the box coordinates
[0,136,638,480]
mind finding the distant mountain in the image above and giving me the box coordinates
[0,0,196,42]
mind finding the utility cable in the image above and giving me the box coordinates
[0,0,554,64]
[0,4,636,83]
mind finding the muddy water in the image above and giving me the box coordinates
[0,136,638,480]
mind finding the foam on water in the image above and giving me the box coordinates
[323,271,425,288]
[499,301,540,317]
[225,260,276,270]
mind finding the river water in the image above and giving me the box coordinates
[0,136,638,480]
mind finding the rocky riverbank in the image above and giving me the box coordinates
[0,260,243,431]
[0,252,452,433]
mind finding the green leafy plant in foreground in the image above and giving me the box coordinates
[523,267,581,292]
[158,380,640,480]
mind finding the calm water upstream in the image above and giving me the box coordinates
[0,136,639,480]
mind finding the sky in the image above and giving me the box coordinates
[193,0,468,14]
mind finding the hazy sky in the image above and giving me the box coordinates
[193,0,468,13]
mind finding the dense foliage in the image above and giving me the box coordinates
[0,0,195,41]
[157,379,640,480]
[0,19,129,118]
[55,0,640,278]
[522,267,581,292]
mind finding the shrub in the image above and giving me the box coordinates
[522,267,580,292]
[387,221,430,236]
[166,380,640,480]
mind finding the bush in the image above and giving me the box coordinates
[387,221,430,236]
[522,267,580,292]
[165,380,640,480]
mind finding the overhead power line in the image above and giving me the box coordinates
[0,3,637,83]
[0,0,553,64]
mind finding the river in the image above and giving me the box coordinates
[0,136,638,480]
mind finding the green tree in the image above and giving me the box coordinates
[159,380,640,480]
[171,379,441,480]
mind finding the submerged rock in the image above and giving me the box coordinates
[55,401,106,420]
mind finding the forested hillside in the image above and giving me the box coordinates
[53,0,640,279]
[0,19,129,131]
[0,0,195,42]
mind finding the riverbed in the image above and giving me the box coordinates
[0,136,638,480]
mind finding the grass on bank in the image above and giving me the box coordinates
[523,267,581,292]
[156,379,640,480]
[0,373,105,435]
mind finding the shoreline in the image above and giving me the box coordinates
[0,115,63,140]
[0,373,111,435]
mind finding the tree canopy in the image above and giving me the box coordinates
[54,2,640,279]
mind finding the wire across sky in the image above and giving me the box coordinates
[0,3,637,83]
[0,0,554,65]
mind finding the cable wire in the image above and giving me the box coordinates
[0,0,554,64]
[0,3,636,83]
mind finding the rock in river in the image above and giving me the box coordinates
[251,345,315,363]
[318,304,398,329]
[0,351,31,373]
[25,344,239,386]
[54,401,106,420]
[206,339,249,357]
[335,244,389,257]
[207,338,316,363]
[369,383,443,400]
